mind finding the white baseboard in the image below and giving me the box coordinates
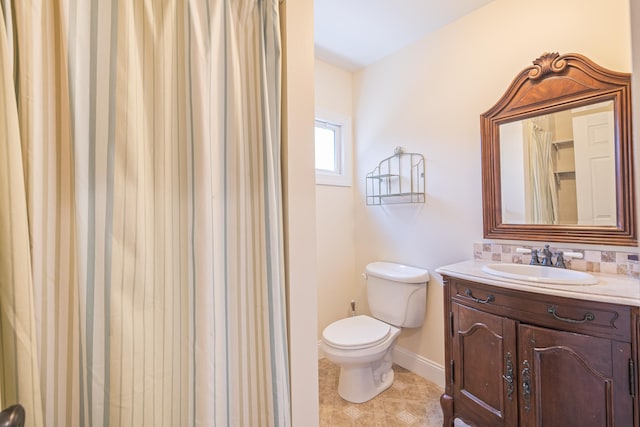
[316,340,445,389]
[392,345,445,389]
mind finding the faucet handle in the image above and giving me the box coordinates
[529,249,540,265]
[516,247,541,265]
[562,251,584,259]
[554,251,566,268]
[556,251,583,269]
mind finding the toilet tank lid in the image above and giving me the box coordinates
[365,262,430,283]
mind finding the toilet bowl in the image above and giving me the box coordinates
[321,261,429,403]
[322,315,401,403]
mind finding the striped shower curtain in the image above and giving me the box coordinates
[526,117,559,224]
[0,1,290,426]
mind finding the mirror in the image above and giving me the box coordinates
[481,53,636,245]
[500,100,616,226]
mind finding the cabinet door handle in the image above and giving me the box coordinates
[464,289,495,304]
[522,360,531,412]
[502,352,514,401]
[547,305,595,324]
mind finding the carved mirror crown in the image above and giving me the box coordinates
[481,52,635,245]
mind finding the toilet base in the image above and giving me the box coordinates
[337,352,395,403]
[322,317,401,403]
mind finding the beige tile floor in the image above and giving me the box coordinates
[318,358,445,426]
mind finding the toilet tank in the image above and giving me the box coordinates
[365,262,430,328]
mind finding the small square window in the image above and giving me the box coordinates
[314,110,352,187]
[315,120,341,173]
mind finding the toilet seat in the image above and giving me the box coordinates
[322,315,391,350]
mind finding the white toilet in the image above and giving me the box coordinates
[321,261,430,403]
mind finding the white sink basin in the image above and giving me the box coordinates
[481,263,598,285]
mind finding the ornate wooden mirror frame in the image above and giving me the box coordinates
[481,52,636,245]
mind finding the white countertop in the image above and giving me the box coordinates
[436,259,640,307]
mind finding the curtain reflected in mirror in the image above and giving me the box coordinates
[500,101,616,226]
[527,116,558,224]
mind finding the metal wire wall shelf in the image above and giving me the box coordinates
[366,147,425,205]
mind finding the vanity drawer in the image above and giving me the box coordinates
[450,278,631,342]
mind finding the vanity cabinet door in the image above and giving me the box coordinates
[452,302,518,426]
[518,324,633,427]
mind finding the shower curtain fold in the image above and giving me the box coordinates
[0,1,290,426]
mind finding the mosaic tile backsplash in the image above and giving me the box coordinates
[474,242,639,276]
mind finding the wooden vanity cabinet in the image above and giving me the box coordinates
[441,275,639,427]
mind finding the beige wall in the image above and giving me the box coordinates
[314,0,633,372]
[355,0,632,366]
[281,0,318,426]
[314,60,358,336]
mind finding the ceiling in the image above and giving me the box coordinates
[314,0,495,71]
